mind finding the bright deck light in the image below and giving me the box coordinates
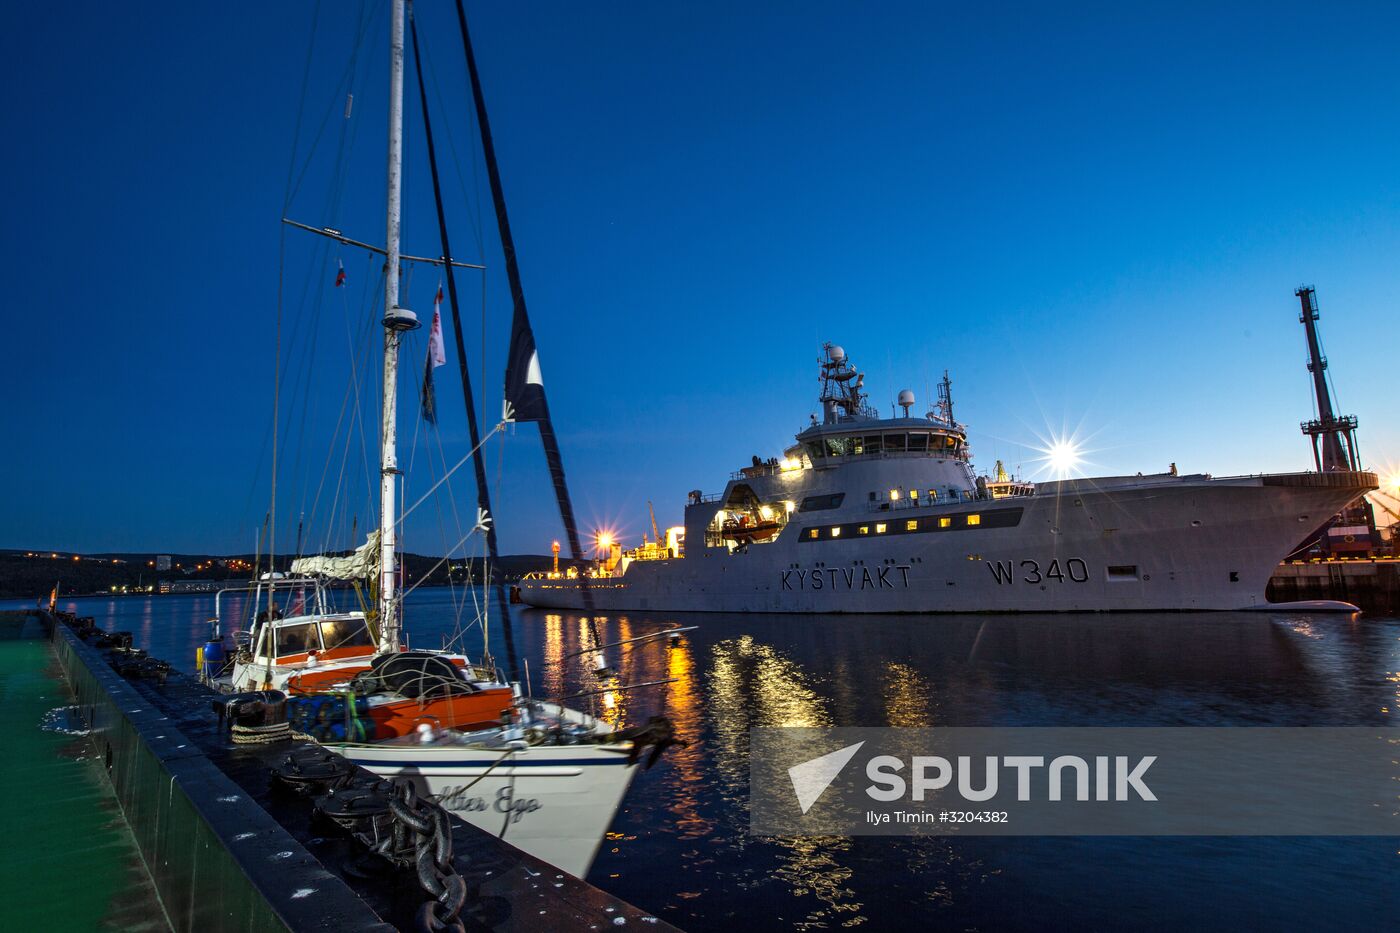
[1046,439,1082,476]
[1028,425,1096,481]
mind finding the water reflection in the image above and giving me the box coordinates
[22,592,1399,932]
[660,634,710,841]
[883,662,934,727]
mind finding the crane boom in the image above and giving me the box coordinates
[648,500,662,544]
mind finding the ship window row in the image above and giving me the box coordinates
[876,487,972,503]
[804,432,963,460]
[799,507,1021,542]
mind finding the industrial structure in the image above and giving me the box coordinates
[1290,286,1380,557]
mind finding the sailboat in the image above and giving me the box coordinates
[209,0,676,878]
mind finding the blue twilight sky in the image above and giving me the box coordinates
[3,1,1397,557]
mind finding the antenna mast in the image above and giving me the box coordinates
[936,370,955,426]
[817,343,867,423]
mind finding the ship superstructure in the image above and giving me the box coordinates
[519,343,1376,614]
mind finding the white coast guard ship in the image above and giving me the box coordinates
[519,344,1376,614]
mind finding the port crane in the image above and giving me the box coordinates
[648,500,662,545]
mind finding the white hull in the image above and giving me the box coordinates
[522,472,1374,614]
[329,728,638,877]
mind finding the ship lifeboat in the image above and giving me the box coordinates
[720,516,781,542]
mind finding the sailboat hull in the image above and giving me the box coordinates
[331,741,638,878]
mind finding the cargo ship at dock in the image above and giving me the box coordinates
[519,343,1377,614]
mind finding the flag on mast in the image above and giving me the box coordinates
[503,296,547,422]
[335,259,347,288]
[421,284,447,423]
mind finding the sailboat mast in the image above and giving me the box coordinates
[378,0,409,651]
[453,0,593,611]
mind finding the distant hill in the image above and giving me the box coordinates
[0,548,589,599]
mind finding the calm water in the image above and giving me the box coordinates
[14,590,1398,931]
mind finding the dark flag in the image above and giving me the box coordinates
[335,259,347,288]
[503,303,547,422]
[421,285,446,423]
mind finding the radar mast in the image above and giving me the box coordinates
[817,343,870,424]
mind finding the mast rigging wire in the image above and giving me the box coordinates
[452,0,599,653]
[409,10,512,661]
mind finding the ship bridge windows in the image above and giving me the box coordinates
[825,436,855,458]
[807,431,964,459]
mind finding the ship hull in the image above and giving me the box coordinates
[521,473,1375,613]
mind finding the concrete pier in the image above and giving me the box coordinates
[46,613,677,932]
[1268,559,1400,614]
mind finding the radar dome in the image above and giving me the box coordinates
[897,389,915,407]
[829,345,846,363]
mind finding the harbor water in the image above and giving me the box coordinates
[10,590,1397,931]
[0,633,166,930]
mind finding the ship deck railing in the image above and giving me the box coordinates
[728,449,976,480]
[731,462,787,480]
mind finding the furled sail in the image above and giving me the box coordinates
[291,532,380,580]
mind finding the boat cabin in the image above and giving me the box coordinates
[214,575,379,669]
[250,612,377,666]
